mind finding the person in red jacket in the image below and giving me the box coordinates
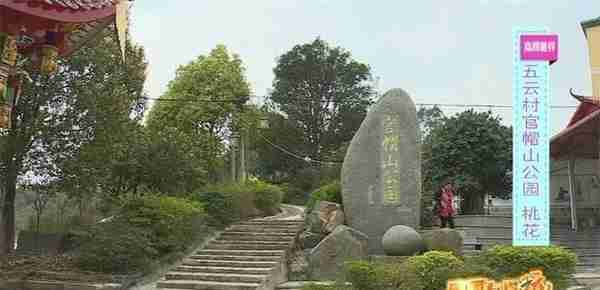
[438,181,456,228]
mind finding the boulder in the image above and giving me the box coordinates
[342,88,421,254]
[299,231,324,249]
[324,209,345,233]
[308,225,368,281]
[421,229,464,256]
[381,225,425,256]
[306,201,344,234]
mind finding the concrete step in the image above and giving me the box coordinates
[157,280,259,290]
[249,218,303,222]
[205,242,291,251]
[573,272,600,288]
[175,265,273,275]
[226,226,300,233]
[189,254,282,262]
[211,240,291,246]
[182,259,279,268]
[196,249,285,257]
[218,233,297,242]
[165,272,267,284]
[241,221,303,225]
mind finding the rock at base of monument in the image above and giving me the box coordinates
[381,225,425,256]
[369,255,409,265]
[341,88,421,255]
[421,229,463,256]
[324,209,345,233]
[308,225,369,281]
[299,231,325,249]
[305,201,345,235]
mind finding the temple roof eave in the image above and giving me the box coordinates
[1,1,118,23]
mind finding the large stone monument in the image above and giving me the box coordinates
[341,88,421,254]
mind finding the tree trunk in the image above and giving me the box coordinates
[1,165,17,254]
[462,193,485,215]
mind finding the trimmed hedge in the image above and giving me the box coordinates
[76,195,206,274]
[479,245,577,290]
[337,246,577,290]
[198,180,283,225]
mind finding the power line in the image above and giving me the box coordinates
[415,103,577,109]
[145,95,578,109]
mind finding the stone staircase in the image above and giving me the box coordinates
[157,218,304,290]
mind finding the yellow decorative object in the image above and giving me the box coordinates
[0,104,10,129]
[116,0,130,61]
[62,23,81,33]
[0,64,9,97]
[40,45,59,75]
[446,269,553,290]
[1,34,17,66]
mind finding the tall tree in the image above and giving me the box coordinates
[422,110,512,214]
[0,31,147,254]
[269,38,374,172]
[146,44,251,182]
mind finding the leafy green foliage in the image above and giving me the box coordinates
[301,284,350,290]
[147,44,251,182]
[306,181,342,212]
[252,181,284,216]
[479,245,577,289]
[405,251,465,290]
[261,38,373,191]
[336,247,577,290]
[344,261,387,290]
[75,195,206,273]
[422,110,512,213]
[76,222,157,274]
[120,195,205,254]
[1,29,148,253]
[194,191,237,226]
[199,180,283,224]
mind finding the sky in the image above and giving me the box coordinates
[129,1,600,135]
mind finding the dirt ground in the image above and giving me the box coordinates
[0,254,115,283]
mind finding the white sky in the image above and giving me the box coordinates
[129,1,600,135]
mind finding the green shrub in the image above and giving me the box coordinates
[201,180,283,220]
[281,183,307,205]
[120,195,205,254]
[306,181,342,212]
[404,251,465,290]
[301,284,349,290]
[76,222,158,274]
[479,245,577,289]
[195,191,238,226]
[344,260,406,290]
[344,261,383,290]
[251,180,283,215]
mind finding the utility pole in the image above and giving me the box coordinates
[230,133,237,182]
[240,129,246,182]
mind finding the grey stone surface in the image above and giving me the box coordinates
[324,209,345,233]
[305,201,342,234]
[308,225,368,281]
[299,231,324,249]
[342,88,421,254]
[381,225,425,256]
[421,228,464,256]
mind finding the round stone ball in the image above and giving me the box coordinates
[382,225,425,256]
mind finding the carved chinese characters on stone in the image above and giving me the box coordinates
[382,115,402,205]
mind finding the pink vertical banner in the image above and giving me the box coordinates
[520,34,559,62]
